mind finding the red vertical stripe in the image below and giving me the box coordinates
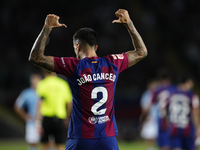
[102,67,115,136]
[80,68,95,138]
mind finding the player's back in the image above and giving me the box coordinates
[70,56,119,109]
[151,85,176,148]
[151,85,176,130]
[54,54,129,139]
[166,89,196,136]
[68,56,122,138]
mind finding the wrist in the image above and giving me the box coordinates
[43,25,53,31]
[125,21,136,32]
[125,20,133,27]
[126,19,132,24]
[35,120,42,127]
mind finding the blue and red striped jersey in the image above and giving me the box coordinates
[151,85,176,130]
[166,89,199,137]
[54,53,129,138]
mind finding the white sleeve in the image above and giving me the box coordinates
[15,92,26,108]
[192,94,199,108]
[140,91,153,109]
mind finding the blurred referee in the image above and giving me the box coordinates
[36,70,72,150]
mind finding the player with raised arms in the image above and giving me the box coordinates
[29,9,147,150]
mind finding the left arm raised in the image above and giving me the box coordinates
[29,14,67,72]
[29,26,55,71]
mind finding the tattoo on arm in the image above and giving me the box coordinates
[29,26,55,72]
[125,21,147,67]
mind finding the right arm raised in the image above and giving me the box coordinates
[112,9,147,67]
[29,14,67,72]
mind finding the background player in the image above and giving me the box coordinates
[28,9,147,150]
[140,79,159,150]
[163,75,200,150]
[36,71,72,150]
[14,73,42,150]
[140,69,176,150]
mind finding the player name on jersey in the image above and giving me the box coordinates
[77,73,116,85]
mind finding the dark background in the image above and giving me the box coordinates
[0,0,200,140]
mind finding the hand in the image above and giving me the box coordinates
[35,120,43,136]
[37,126,44,136]
[112,9,131,24]
[44,14,67,29]
[64,118,70,128]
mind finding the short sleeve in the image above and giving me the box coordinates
[140,91,153,109]
[105,53,129,73]
[15,91,26,108]
[192,94,199,108]
[54,57,79,77]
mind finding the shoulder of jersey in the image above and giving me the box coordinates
[111,54,124,60]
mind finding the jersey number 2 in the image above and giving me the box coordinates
[91,87,108,115]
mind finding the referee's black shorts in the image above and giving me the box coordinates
[41,116,67,144]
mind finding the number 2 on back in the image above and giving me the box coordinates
[91,87,108,115]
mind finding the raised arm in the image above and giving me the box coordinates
[113,9,147,67]
[29,14,67,72]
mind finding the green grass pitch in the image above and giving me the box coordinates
[0,139,147,150]
[1,139,200,150]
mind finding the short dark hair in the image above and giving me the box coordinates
[177,74,193,84]
[156,68,172,81]
[73,28,97,46]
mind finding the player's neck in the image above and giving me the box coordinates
[178,84,191,91]
[31,85,36,90]
[80,49,98,59]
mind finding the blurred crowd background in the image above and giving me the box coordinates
[0,0,200,141]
